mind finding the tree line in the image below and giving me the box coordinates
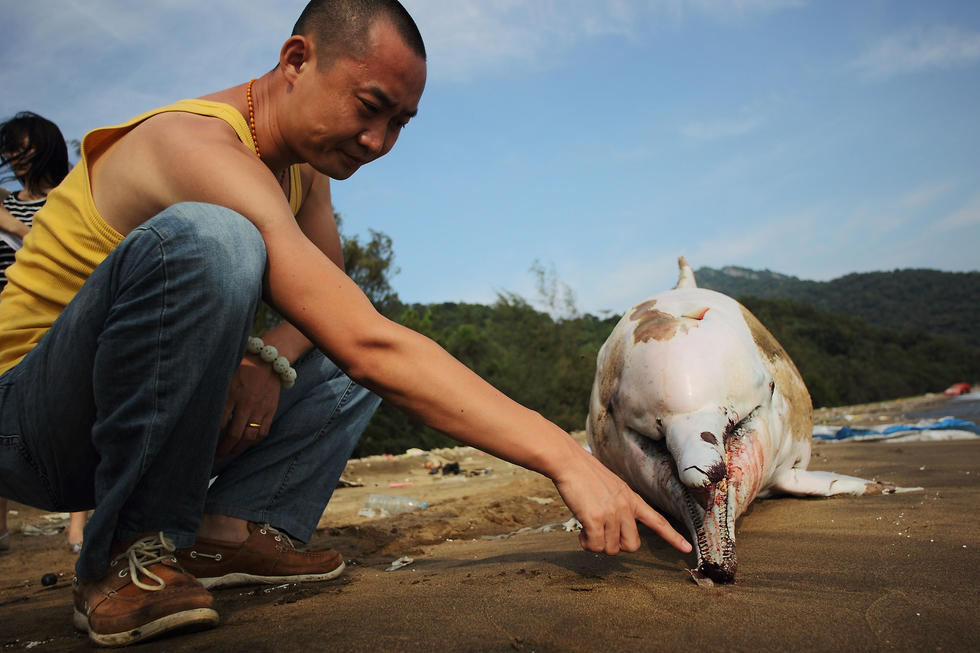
[695,265,980,348]
[278,218,980,456]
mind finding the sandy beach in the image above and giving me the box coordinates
[1,393,977,652]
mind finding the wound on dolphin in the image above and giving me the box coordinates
[629,303,710,344]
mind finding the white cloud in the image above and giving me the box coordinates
[402,0,807,82]
[402,0,637,82]
[1,1,303,139]
[934,192,980,232]
[851,26,980,80]
[678,0,807,20]
[897,179,957,211]
[680,115,763,140]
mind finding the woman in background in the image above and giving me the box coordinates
[0,112,70,285]
[0,111,86,552]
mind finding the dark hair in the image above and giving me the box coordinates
[0,112,70,194]
[292,0,426,67]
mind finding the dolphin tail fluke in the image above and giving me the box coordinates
[676,256,697,289]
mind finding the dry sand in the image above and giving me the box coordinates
[1,393,977,652]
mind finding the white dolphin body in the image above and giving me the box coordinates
[587,257,909,583]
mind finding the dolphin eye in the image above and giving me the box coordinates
[725,406,761,444]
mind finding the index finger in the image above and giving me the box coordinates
[633,495,692,553]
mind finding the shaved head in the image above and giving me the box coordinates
[292,0,426,68]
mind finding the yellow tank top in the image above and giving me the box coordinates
[0,99,303,374]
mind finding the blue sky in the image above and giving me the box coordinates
[2,0,978,316]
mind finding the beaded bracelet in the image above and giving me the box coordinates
[246,336,297,389]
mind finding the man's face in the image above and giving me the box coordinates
[288,19,427,179]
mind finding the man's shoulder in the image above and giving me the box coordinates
[133,110,244,150]
[115,110,255,177]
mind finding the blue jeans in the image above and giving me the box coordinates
[0,203,379,580]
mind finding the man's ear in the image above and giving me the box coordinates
[280,35,314,83]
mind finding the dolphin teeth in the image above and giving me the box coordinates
[684,477,738,585]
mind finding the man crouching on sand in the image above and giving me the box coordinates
[0,0,690,646]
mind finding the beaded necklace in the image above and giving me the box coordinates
[246,78,287,189]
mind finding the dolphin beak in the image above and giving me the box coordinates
[683,477,738,584]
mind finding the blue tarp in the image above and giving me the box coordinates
[814,417,980,441]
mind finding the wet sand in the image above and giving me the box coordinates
[1,394,977,652]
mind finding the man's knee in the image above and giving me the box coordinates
[150,202,264,261]
[133,202,267,294]
[349,383,382,411]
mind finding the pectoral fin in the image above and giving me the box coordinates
[770,469,923,496]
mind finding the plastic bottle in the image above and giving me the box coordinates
[363,493,429,515]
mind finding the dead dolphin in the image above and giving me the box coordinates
[587,257,915,584]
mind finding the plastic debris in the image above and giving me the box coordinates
[442,462,461,475]
[386,556,414,571]
[482,518,582,541]
[363,494,428,515]
[526,496,554,505]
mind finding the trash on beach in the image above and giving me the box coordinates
[688,569,715,588]
[482,518,582,541]
[437,475,468,483]
[525,496,555,505]
[482,527,533,541]
[18,513,72,537]
[813,416,980,443]
[363,494,428,515]
[441,462,461,475]
[386,556,415,571]
[40,513,70,522]
[423,453,452,473]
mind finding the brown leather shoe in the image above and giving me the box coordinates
[73,533,218,647]
[176,522,345,589]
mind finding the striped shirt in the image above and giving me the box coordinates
[1,191,45,289]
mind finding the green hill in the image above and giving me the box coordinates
[741,296,980,409]
[694,266,980,348]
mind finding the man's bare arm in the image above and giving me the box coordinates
[257,167,341,363]
[94,113,691,555]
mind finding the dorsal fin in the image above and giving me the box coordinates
[675,256,697,289]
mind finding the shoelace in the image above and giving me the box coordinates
[258,523,294,548]
[189,523,295,561]
[110,532,176,591]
